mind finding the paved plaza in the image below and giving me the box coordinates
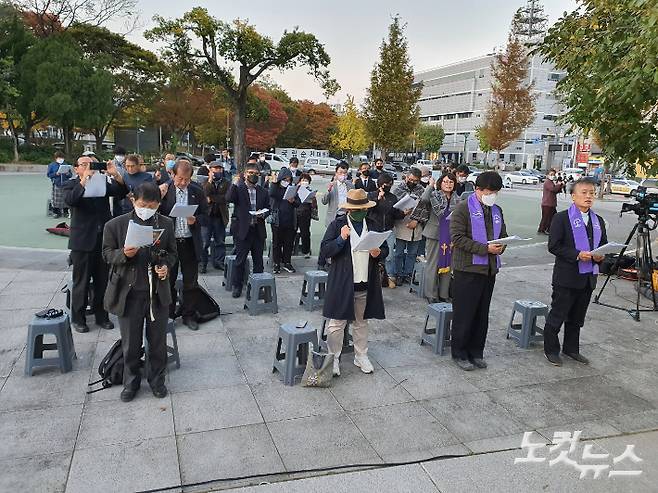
[1,245,658,492]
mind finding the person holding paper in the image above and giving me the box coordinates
[269,167,300,273]
[200,161,230,273]
[286,157,303,182]
[226,163,270,298]
[102,182,177,402]
[158,159,207,330]
[47,151,73,217]
[63,155,127,333]
[320,188,388,377]
[295,173,318,259]
[450,171,508,371]
[390,168,425,286]
[319,161,354,269]
[544,178,608,367]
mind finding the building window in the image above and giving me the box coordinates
[478,69,485,78]
[509,154,516,163]
[420,117,429,122]
[543,114,558,121]
[457,112,472,119]
[444,114,456,120]
[548,73,562,81]
[477,93,483,96]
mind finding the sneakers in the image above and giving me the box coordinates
[563,352,589,365]
[453,358,476,371]
[304,253,311,259]
[545,352,563,366]
[282,263,296,273]
[354,354,374,374]
[333,356,341,377]
[272,264,281,274]
[470,358,487,369]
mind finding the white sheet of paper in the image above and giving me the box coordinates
[169,203,198,218]
[125,220,155,248]
[283,184,299,200]
[82,172,107,198]
[487,236,532,245]
[590,242,628,256]
[298,187,317,204]
[196,174,209,184]
[352,230,393,251]
[57,164,71,174]
[393,194,419,211]
[248,208,269,216]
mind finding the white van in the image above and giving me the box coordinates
[302,157,341,175]
[562,167,585,181]
[250,152,289,171]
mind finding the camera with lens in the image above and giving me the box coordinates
[150,248,168,267]
[621,186,658,218]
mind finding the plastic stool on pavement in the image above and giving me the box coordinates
[299,270,329,311]
[409,261,427,296]
[507,300,548,349]
[272,323,318,386]
[223,255,250,291]
[318,319,354,357]
[25,313,76,375]
[144,318,180,370]
[420,303,453,355]
[244,273,278,315]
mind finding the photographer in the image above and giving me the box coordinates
[103,182,177,402]
[537,169,564,235]
[63,155,127,333]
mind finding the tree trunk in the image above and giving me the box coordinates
[7,119,20,162]
[233,91,248,172]
[94,129,104,154]
[64,124,72,157]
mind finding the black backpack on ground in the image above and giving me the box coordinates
[87,339,142,394]
[194,285,221,323]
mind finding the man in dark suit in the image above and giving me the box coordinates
[287,157,303,183]
[63,155,128,333]
[201,161,230,273]
[158,159,207,330]
[226,163,270,298]
[354,162,378,193]
[544,178,607,366]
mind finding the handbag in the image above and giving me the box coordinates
[301,346,334,387]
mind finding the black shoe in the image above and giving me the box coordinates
[120,388,138,402]
[395,276,405,287]
[72,323,89,333]
[272,264,281,274]
[152,385,168,398]
[97,320,114,330]
[563,352,589,365]
[200,264,207,274]
[232,287,242,298]
[545,352,563,366]
[213,263,224,270]
[282,263,296,273]
[183,318,199,331]
[470,357,488,369]
[453,358,476,371]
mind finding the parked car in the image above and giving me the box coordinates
[415,159,433,167]
[639,178,658,192]
[381,163,398,178]
[392,161,410,171]
[249,152,289,171]
[504,171,539,186]
[176,152,204,166]
[525,169,546,182]
[466,171,483,184]
[562,167,586,181]
[609,179,640,196]
[302,156,341,175]
[468,166,480,173]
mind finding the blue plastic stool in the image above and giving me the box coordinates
[299,270,329,311]
[420,303,452,355]
[507,300,547,349]
[244,272,278,315]
[409,261,427,296]
[272,323,318,386]
[25,313,76,375]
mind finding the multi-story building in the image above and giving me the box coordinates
[414,52,574,169]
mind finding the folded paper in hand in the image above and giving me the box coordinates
[283,185,299,200]
[82,172,107,198]
[487,236,532,245]
[298,187,317,204]
[125,221,156,248]
[393,195,419,211]
[57,164,71,174]
[248,208,269,216]
[352,230,392,251]
[590,242,628,256]
[169,203,198,218]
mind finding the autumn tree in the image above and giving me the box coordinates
[538,0,658,174]
[363,16,421,159]
[416,123,445,155]
[245,85,288,150]
[332,96,368,158]
[276,99,337,149]
[146,7,338,169]
[478,35,536,164]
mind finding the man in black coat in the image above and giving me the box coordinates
[353,162,378,193]
[226,163,270,298]
[63,155,128,333]
[320,188,388,377]
[158,159,207,330]
[544,179,607,366]
[201,161,230,273]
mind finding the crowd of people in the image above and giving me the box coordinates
[50,148,609,401]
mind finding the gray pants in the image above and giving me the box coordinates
[423,238,452,300]
[326,290,368,357]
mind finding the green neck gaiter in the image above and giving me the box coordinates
[349,210,368,222]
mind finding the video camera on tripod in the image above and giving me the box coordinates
[621,186,658,221]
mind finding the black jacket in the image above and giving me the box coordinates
[226,179,270,241]
[354,176,378,193]
[367,189,405,231]
[102,211,177,317]
[159,182,207,260]
[320,214,388,321]
[63,176,128,252]
[549,209,608,290]
[269,168,301,228]
[203,176,230,225]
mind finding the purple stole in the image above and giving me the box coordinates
[567,203,602,274]
[437,209,452,274]
[468,193,502,268]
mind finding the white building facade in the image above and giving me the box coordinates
[414,53,574,169]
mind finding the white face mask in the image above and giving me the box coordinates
[300,180,310,187]
[280,181,291,188]
[134,207,157,221]
[421,176,430,183]
[56,158,64,164]
[458,176,467,183]
[114,155,125,164]
[481,192,498,207]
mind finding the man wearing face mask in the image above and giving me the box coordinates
[269,167,301,273]
[537,168,564,235]
[319,161,354,270]
[119,154,154,214]
[286,157,303,183]
[296,173,318,259]
[454,165,475,197]
[419,166,432,188]
[370,159,385,180]
[201,161,230,273]
[226,163,270,297]
[258,153,272,187]
[320,188,388,377]
[102,182,177,402]
[450,171,508,371]
[354,163,378,193]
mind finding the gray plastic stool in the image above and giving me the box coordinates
[144,318,180,369]
[318,319,354,357]
[244,272,278,315]
[25,313,76,375]
[223,255,250,291]
[272,323,318,386]
[409,261,427,296]
[420,303,453,355]
[507,300,547,349]
[299,270,329,311]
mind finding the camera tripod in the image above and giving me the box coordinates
[593,215,658,321]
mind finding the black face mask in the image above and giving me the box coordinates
[212,171,223,181]
[362,170,370,177]
[407,181,417,189]
[376,166,383,171]
[246,174,259,184]
[382,185,392,192]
